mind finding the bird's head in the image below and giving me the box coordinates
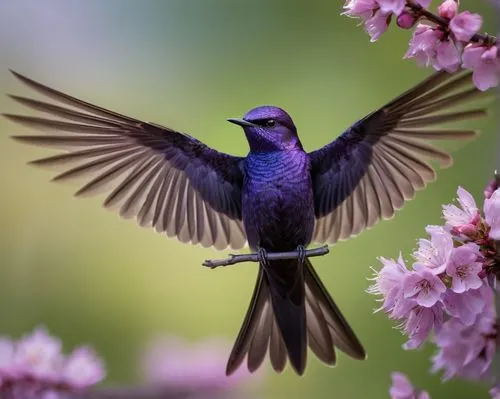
[228,106,301,152]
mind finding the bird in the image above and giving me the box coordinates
[3,69,488,376]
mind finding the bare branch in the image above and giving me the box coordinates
[202,246,330,269]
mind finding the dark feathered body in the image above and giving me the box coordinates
[241,148,315,374]
[242,149,314,251]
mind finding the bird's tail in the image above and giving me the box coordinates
[225,258,366,376]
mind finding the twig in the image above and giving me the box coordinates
[202,246,330,269]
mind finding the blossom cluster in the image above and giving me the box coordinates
[0,326,105,399]
[343,0,500,90]
[369,185,499,383]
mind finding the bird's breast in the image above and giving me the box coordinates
[242,150,315,250]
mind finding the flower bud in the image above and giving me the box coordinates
[397,11,418,29]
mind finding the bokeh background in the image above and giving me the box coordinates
[0,1,498,398]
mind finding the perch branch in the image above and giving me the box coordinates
[202,246,330,269]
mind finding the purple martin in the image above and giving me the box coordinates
[3,70,487,375]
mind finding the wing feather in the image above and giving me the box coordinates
[310,71,489,244]
[5,70,246,250]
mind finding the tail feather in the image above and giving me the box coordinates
[266,258,307,375]
[225,269,269,375]
[226,258,365,376]
[247,299,272,372]
[304,259,365,360]
[269,317,287,373]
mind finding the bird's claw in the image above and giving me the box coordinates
[296,245,306,266]
[257,247,270,268]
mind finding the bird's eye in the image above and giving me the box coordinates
[265,119,276,127]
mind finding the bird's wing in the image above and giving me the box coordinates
[309,71,489,244]
[4,70,246,250]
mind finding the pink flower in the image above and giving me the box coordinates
[445,244,482,293]
[432,310,496,381]
[0,326,105,397]
[438,0,458,20]
[62,348,105,389]
[13,327,63,381]
[343,0,378,20]
[403,268,446,307]
[141,336,254,391]
[368,254,409,314]
[389,372,431,399]
[450,11,483,42]
[434,39,462,72]
[403,303,444,349]
[442,186,480,236]
[413,229,453,274]
[463,44,500,91]
[364,10,390,42]
[405,24,442,67]
[441,284,491,325]
[377,0,405,16]
[485,187,500,239]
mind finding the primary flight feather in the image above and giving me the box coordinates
[4,69,487,375]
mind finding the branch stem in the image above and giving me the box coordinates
[202,246,330,269]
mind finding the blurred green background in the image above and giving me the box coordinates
[0,1,498,398]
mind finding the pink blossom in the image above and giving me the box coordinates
[438,0,458,20]
[442,186,480,236]
[62,348,105,389]
[403,303,444,349]
[485,187,500,239]
[403,268,446,307]
[377,0,405,16]
[450,11,483,42]
[141,336,254,391]
[364,10,390,42]
[343,0,378,20]
[432,310,496,381]
[445,244,482,293]
[0,326,105,398]
[13,327,63,381]
[405,24,442,67]
[413,229,453,274]
[434,39,462,72]
[389,372,431,399]
[441,284,492,325]
[368,254,409,315]
[463,44,500,91]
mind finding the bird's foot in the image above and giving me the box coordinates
[257,247,270,268]
[296,245,306,266]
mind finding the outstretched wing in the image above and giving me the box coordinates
[4,70,246,250]
[310,71,489,244]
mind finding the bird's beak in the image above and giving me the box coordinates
[227,118,255,127]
